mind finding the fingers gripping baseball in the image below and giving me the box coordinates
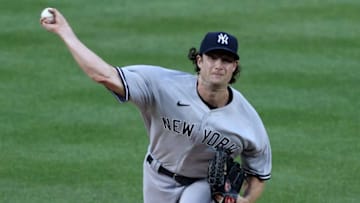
[40,8,72,35]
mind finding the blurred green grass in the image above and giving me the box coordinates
[1,0,359,202]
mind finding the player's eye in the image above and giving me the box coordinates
[222,57,233,63]
[207,54,219,60]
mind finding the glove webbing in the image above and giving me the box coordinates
[208,148,245,203]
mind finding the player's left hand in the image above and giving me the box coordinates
[214,195,249,203]
[236,195,250,203]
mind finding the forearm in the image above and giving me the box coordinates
[238,176,265,203]
[41,8,125,96]
[41,8,114,83]
[59,30,114,83]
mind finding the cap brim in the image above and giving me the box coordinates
[202,47,239,60]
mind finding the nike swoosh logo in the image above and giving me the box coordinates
[177,101,190,106]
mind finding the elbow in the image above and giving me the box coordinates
[90,75,109,84]
[90,73,110,84]
[86,66,121,93]
[87,64,115,84]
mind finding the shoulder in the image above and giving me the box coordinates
[121,64,195,83]
[121,65,188,75]
[230,87,255,111]
[230,87,267,134]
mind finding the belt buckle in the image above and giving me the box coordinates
[172,173,178,180]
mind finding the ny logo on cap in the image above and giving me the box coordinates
[217,33,229,45]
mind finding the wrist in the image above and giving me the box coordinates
[59,27,76,42]
[236,196,250,203]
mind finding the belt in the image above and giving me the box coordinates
[146,155,201,186]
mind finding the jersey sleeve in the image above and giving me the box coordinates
[241,138,272,180]
[109,65,154,108]
[109,65,168,109]
[109,67,130,103]
[236,95,272,180]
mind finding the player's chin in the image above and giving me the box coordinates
[209,77,228,86]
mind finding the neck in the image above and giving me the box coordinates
[197,80,229,108]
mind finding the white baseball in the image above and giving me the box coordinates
[41,8,55,23]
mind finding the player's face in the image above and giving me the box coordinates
[197,50,238,87]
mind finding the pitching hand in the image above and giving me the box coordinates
[40,8,73,38]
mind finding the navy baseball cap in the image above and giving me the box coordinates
[199,31,239,60]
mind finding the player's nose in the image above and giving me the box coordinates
[213,59,224,70]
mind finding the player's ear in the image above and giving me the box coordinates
[196,55,203,68]
[232,60,238,72]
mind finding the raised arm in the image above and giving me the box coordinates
[40,8,125,96]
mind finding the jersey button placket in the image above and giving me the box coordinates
[200,111,211,130]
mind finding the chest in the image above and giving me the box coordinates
[151,80,261,153]
[157,94,255,153]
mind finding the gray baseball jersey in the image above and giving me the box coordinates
[111,65,271,180]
